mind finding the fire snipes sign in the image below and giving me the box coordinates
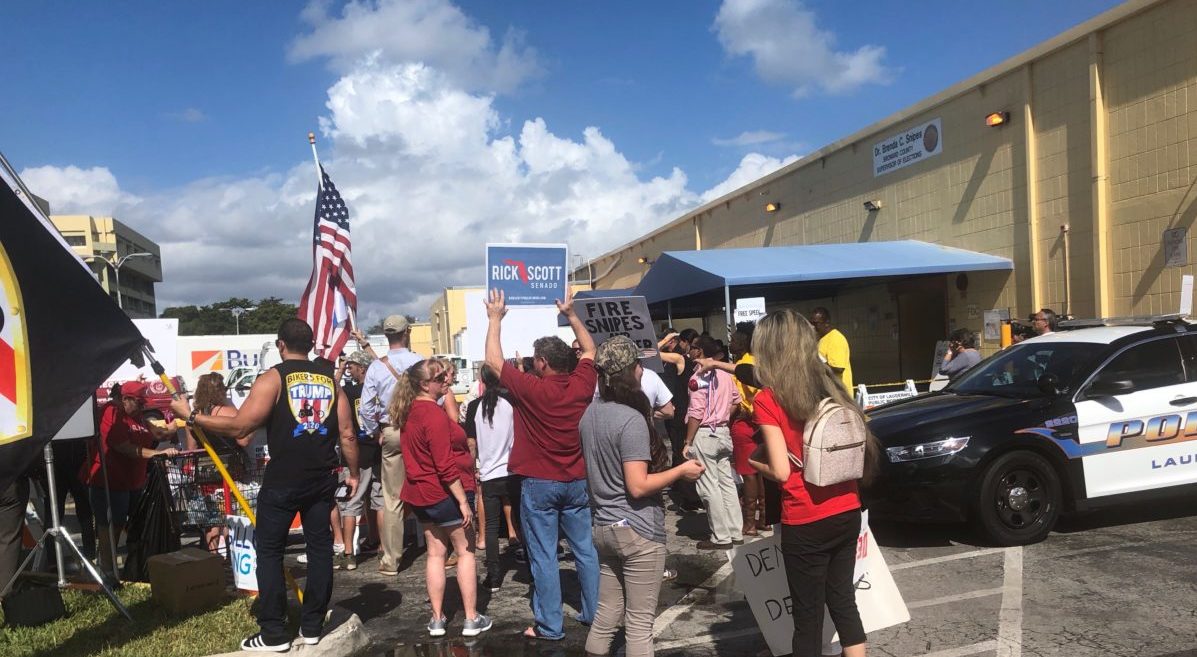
[486,243,569,307]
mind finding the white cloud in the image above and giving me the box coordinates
[167,108,207,123]
[26,2,805,325]
[700,152,800,204]
[713,0,892,96]
[19,165,142,215]
[289,0,542,94]
[712,130,786,147]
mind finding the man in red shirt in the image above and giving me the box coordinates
[483,288,599,641]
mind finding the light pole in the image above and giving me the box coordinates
[84,252,155,311]
[226,306,256,335]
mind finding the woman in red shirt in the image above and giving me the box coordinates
[388,359,492,639]
[82,381,179,575]
[749,310,875,657]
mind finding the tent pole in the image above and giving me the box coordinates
[724,285,733,339]
[667,300,673,325]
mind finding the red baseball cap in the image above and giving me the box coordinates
[121,381,148,401]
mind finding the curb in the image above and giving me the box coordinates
[204,607,371,657]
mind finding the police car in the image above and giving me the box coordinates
[865,316,1197,545]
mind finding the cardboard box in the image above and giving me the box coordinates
[147,547,225,615]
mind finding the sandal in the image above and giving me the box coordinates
[522,627,563,641]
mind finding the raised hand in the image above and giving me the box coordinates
[485,288,508,321]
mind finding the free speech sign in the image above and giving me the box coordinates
[487,243,569,307]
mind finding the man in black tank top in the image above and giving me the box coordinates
[173,319,359,652]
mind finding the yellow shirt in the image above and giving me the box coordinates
[818,328,853,392]
[734,352,760,414]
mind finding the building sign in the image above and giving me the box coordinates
[576,295,663,372]
[734,297,766,324]
[486,243,568,307]
[1164,227,1188,268]
[873,118,943,177]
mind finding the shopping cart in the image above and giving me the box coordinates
[163,450,264,542]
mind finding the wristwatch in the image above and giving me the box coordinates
[187,410,199,427]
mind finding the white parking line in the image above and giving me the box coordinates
[890,548,1005,571]
[906,586,1003,610]
[996,546,1023,657]
[916,639,1000,657]
[653,560,734,637]
[656,627,760,651]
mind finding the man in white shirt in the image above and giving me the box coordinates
[360,315,424,575]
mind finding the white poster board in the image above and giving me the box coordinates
[734,297,766,325]
[575,296,663,372]
[108,318,178,383]
[461,288,576,364]
[983,309,1009,341]
[227,514,258,592]
[730,512,909,656]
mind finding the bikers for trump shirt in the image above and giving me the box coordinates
[264,359,340,488]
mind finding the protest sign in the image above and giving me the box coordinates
[227,514,258,592]
[576,295,662,372]
[486,243,568,307]
[734,297,766,324]
[730,511,909,656]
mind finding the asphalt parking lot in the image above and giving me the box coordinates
[319,493,1197,657]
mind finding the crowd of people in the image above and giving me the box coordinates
[162,291,881,656]
[0,297,1071,655]
[10,287,1019,657]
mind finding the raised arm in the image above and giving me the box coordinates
[484,289,508,375]
[172,369,280,438]
[556,288,595,361]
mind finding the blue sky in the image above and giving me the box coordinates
[2,0,1124,318]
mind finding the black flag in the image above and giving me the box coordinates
[0,161,145,490]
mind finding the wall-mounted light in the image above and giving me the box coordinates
[863,199,883,211]
[985,111,1010,127]
[638,256,655,265]
[764,202,781,213]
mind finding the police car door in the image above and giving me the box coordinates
[1073,334,1197,498]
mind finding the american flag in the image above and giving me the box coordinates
[298,167,357,359]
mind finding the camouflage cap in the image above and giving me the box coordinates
[346,349,374,367]
[594,335,640,382]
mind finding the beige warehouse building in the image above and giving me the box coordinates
[579,0,1197,387]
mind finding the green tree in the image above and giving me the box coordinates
[160,297,300,336]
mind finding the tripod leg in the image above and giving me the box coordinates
[50,528,131,621]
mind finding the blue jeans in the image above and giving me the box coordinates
[520,477,600,639]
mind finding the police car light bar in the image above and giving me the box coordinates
[1058,313,1190,330]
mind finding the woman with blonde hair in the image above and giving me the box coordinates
[748,309,876,657]
[388,359,492,638]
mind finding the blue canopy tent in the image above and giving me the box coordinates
[632,240,1014,326]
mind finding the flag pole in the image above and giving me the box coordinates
[309,132,323,191]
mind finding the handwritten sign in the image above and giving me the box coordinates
[576,295,663,372]
[730,512,909,656]
[486,243,568,307]
[734,297,766,325]
[226,514,258,592]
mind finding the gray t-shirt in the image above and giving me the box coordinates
[940,348,982,380]
[579,399,665,544]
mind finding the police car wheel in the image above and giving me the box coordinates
[974,451,1060,546]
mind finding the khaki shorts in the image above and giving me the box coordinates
[338,465,384,517]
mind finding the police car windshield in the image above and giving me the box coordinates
[948,342,1096,398]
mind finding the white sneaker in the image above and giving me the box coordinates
[298,630,320,646]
